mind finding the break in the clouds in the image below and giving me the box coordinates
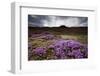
[28,15,88,27]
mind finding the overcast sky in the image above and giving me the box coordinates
[28,15,88,27]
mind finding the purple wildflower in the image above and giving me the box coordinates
[54,47,66,59]
[72,49,83,58]
[33,47,46,56]
[41,34,55,40]
[48,39,87,59]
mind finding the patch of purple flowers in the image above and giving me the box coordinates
[48,39,88,59]
[28,31,88,60]
[33,47,46,56]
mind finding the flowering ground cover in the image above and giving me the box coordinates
[28,27,88,60]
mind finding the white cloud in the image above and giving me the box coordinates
[42,16,87,27]
[29,15,88,27]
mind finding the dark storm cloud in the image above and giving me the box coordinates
[28,15,46,27]
[28,15,88,27]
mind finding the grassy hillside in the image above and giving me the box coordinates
[28,26,88,60]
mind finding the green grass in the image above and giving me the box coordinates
[60,34,87,44]
[28,26,88,50]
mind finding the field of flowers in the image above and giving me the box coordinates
[28,27,88,60]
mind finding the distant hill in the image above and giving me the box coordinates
[28,25,88,35]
